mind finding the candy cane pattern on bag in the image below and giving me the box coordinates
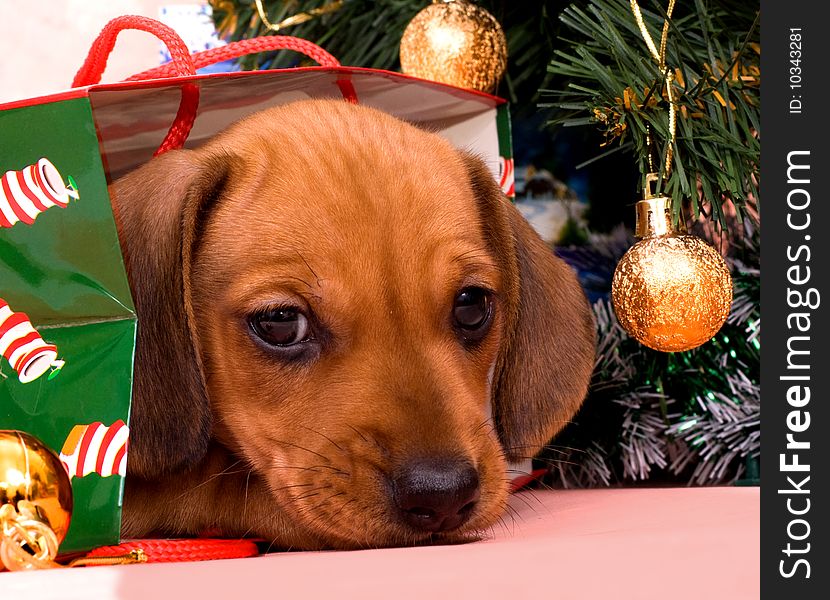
[0,158,78,228]
[60,420,129,479]
[499,156,515,198]
[0,297,63,383]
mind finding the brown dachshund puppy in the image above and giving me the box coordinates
[108,98,595,550]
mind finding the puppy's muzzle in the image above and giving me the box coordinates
[392,458,480,533]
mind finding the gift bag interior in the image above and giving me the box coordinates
[88,68,504,182]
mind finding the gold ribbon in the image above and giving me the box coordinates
[630,0,676,178]
[254,0,344,33]
[0,503,60,571]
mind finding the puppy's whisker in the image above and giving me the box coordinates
[242,468,254,522]
[297,424,346,453]
[504,502,524,524]
[495,513,512,537]
[173,460,247,500]
[509,443,587,455]
[291,485,332,502]
[271,440,332,463]
[327,490,346,501]
[511,492,540,516]
[328,497,356,522]
[264,537,281,555]
[530,457,581,468]
[472,418,496,437]
[270,482,315,493]
[346,424,369,445]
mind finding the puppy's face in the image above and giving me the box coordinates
[191,113,508,546]
[112,99,595,549]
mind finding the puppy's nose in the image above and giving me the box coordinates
[393,459,480,533]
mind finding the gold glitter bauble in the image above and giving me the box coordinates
[399,0,507,93]
[611,197,733,352]
[1,430,72,569]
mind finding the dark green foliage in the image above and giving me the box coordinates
[543,0,760,229]
[211,1,564,109]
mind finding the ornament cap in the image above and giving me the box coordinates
[635,196,674,238]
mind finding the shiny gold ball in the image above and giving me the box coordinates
[400,0,508,93]
[0,431,73,544]
[612,234,733,352]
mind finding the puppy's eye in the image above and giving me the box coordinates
[250,308,311,347]
[453,287,493,340]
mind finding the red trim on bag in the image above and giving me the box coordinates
[0,88,88,112]
[86,66,506,107]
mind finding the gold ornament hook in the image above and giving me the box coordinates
[635,174,673,238]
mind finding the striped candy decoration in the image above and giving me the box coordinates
[0,158,78,229]
[499,156,515,198]
[0,297,63,383]
[60,420,129,479]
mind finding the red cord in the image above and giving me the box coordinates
[74,16,354,154]
[83,538,260,563]
[129,35,340,81]
[509,468,548,493]
[130,35,358,106]
[72,15,199,155]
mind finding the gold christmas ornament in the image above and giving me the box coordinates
[399,0,507,93]
[1,430,73,571]
[611,190,733,352]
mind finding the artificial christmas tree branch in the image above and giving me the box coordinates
[542,0,759,230]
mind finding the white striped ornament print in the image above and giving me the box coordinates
[0,158,71,228]
[60,420,129,479]
[0,297,58,383]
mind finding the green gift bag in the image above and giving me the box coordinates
[0,98,136,553]
[1,16,514,556]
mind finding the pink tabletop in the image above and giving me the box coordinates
[2,486,760,599]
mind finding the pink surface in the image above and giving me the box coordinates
[2,487,759,599]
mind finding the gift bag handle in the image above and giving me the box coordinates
[72,16,199,155]
[73,15,354,156]
[128,35,342,80]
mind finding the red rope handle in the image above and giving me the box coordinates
[83,539,259,564]
[72,15,199,156]
[129,35,341,81]
[72,15,196,86]
[74,16,351,155]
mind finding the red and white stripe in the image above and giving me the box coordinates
[498,156,515,198]
[59,420,129,479]
[0,297,59,384]
[0,158,72,228]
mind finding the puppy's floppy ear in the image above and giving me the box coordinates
[109,150,231,478]
[463,154,596,463]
